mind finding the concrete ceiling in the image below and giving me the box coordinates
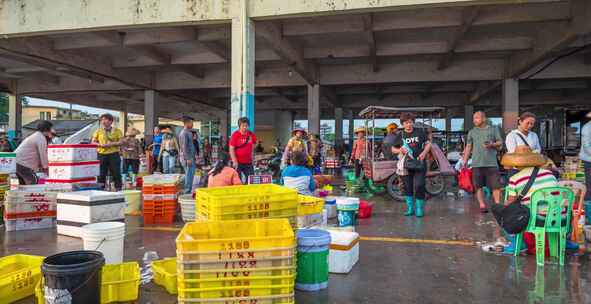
[1,0,591,120]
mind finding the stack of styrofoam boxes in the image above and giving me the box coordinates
[56,190,126,237]
[3,189,58,231]
[175,219,296,304]
[47,144,99,184]
[142,174,183,225]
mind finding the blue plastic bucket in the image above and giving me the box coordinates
[296,229,331,291]
[336,197,359,227]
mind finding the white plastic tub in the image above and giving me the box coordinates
[48,161,100,180]
[48,144,98,162]
[179,194,195,222]
[82,222,126,264]
[327,230,359,274]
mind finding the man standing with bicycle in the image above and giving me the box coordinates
[229,117,257,183]
[462,111,503,213]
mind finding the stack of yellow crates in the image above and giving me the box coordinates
[196,184,298,227]
[175,219,296,304]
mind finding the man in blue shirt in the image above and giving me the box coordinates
[152,126,162,173]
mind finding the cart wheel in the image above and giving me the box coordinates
[386,174,404,201]
[425,175,445,197]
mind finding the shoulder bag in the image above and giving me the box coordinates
[492,167,539,234]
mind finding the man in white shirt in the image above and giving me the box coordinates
[505,112,541,153]
[15,120,54,184]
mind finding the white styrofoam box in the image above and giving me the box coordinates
[5,217,56,231]
[0,152,16,174]
[4,200,56,215]
[48,144,98,162]
[49,161,100,180]
[57,190,126,238]
[57,190,124,202]
[297,213,323,228]
[7,189,59,200]
[45,177,97,185]
[142,174,182,185]
[327,230,360,274]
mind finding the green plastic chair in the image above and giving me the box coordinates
[514,186,575,266]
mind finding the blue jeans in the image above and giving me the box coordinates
[182,160,196,194]
[162,152,177,174]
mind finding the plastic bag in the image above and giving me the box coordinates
[458,168,474,193]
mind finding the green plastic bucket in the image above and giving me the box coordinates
[296,229,331,291]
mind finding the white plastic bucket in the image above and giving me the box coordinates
[179,194,195,222]
[81,222,126,264]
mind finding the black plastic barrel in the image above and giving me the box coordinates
[41,250,105,304]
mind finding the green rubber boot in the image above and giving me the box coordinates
[404,196,414,216]
[415,199,425,218]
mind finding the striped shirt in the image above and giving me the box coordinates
[507,167,559,214]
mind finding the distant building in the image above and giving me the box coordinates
[22,119,97,140]
[127,114,200,138]
[22,105,98,126]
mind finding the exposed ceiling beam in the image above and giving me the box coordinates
[271,88,298,103]
[362,14,378,73]
[507,0,591,78]
[281,2,570,36]
[438,7,479,70]
[175,65,204,79]
[256,21,317,85]
[128,45,171,64]
[0,50,106,82]
[468,81,501,104]
[322,86,339,107]
[0,68,21,79]
[198,41,229,61]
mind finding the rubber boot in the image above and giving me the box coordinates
[404,196,414,216]
[415,199,425,218]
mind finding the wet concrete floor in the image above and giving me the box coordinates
[3,192,591,303]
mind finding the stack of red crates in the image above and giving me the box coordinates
[142,183,182,224]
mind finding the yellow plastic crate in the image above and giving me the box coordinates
[198,207,297,221]
[177,246,296,265]
[35,262,140,304]
[178,274,295,292]
[177,294,295,304]
[297,195,325,216]
[176,219,295,253]
[177,282,294,299]
[0,254,44,303]
[152,258,178,295]
[101,262,140,303]
[178,265,296,281]
[196,184,298,213]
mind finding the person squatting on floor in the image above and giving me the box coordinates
[93,113,123,191]
[392,112,431,218]
[281,151,316,196]
[462,111,503,213]
[15,120,54,185]
[206,152,242,188]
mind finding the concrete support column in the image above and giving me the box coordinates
[347,109,354,145]
[218,112,228,142]
[274,111,293,147]
[120,110,128,134]
[502,78,519,134]
[334,107,344,146]
[144,90,159,145]
[230,0,255,133]
[307,84,320,135]
[8,93,22,140]
[464,105,474,132]
[445,113,452,149]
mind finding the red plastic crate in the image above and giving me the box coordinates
[143,212,175,224]
[143,200,177,211]
[143,185,180,194]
